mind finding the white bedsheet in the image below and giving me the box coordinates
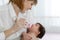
[40,33,60,40]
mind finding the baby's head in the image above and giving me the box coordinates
[27,23,45,39]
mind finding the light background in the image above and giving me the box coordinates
[0,0,60,40]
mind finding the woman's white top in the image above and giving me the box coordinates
[0,3,31,40]
[0,32,5,40]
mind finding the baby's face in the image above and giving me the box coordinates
[28,23,40,35]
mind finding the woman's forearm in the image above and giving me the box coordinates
[4,18,26,38]
[4,28,14,38]
[4,24,18,38]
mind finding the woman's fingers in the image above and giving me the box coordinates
[16,18,26,26]
[19,18,26,25]
[22,33,32,40]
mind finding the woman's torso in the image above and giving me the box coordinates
[0,3,27,40]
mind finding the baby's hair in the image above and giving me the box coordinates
[36,23,45,39]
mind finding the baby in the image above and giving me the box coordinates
[20,23,45,40]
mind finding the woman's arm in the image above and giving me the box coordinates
[0,22,19,40]
[4,18,26,38]
[4,23,19,38]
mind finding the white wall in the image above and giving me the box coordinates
[0,0,9,6]
[30,0,60,33]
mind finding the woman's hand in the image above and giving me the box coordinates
[16,18,26,28]
[21,32,32,40]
